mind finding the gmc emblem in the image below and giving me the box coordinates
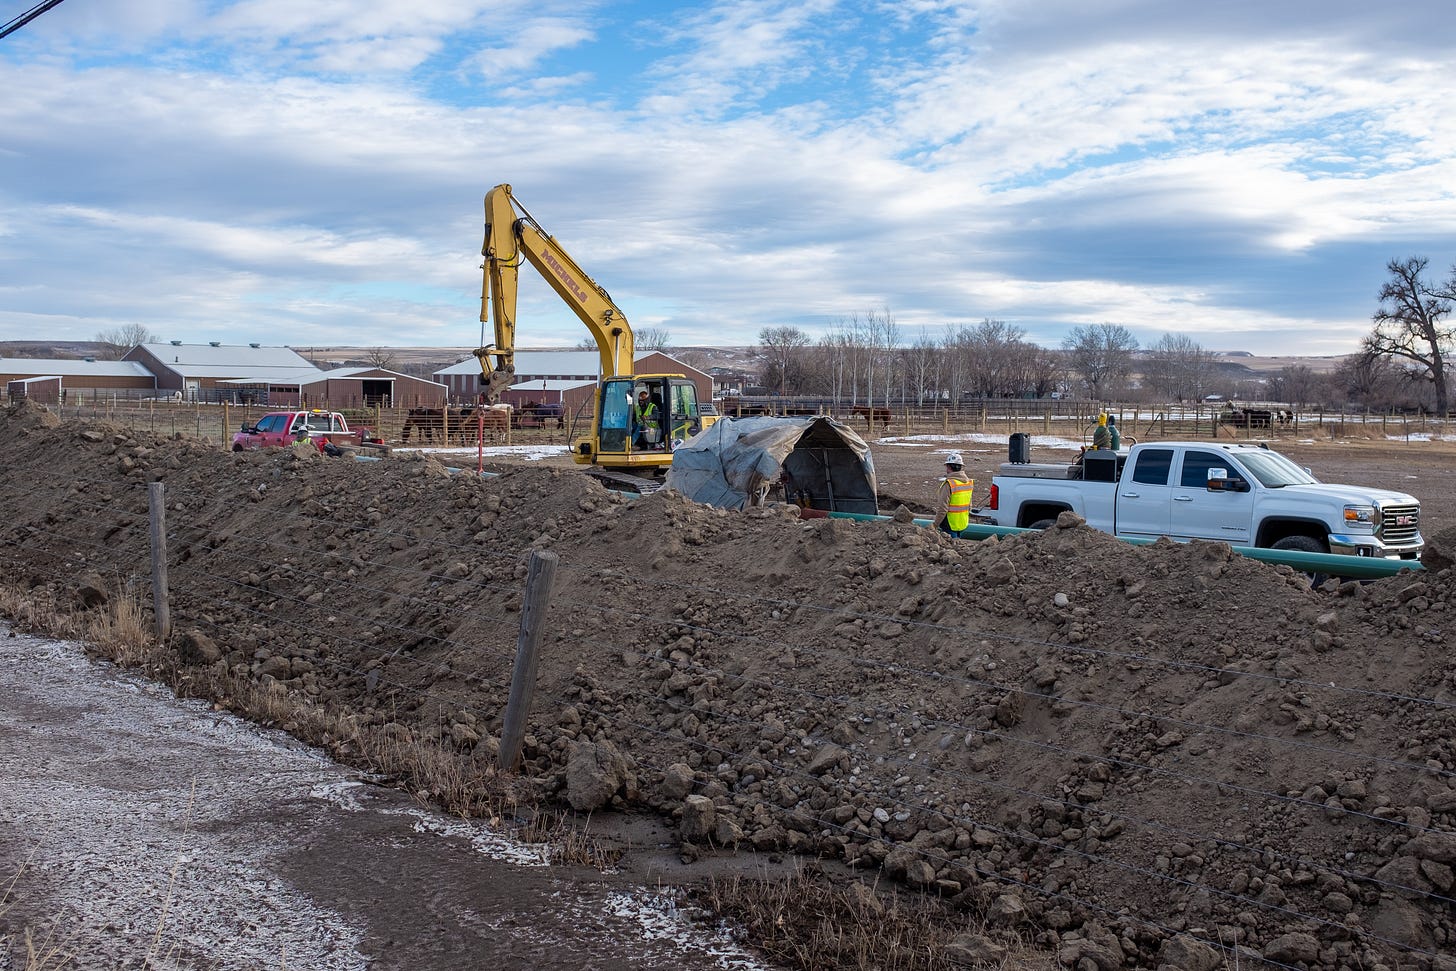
[1396,515,1414,526]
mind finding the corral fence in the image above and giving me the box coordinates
[42,394,1456,449]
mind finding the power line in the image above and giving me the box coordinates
[0,0,68,40]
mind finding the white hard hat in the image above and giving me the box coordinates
[945,451,963,465]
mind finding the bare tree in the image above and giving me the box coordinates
[1062,323,1139,400]
[757,325,812,395]
[1366,256,1454,414]
[903,329,939,404]
[1268,364,1320,410]
[1141,333,1217,402]
[365,347,397,370]
[1335,351,1413,410]
[93,323,155,359]
[634,326,671,351]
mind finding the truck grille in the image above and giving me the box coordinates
[1380,504,1420,545]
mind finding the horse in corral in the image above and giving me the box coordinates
[455,404,512,446]
[850,405,893,433]
[401,408,444,443]
[401,406,485,444]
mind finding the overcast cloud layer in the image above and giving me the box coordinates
[3,0,1455,355]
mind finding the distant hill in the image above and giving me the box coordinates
[0,340,110,360]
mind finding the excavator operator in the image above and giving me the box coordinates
[632,387,663,450]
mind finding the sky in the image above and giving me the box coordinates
[3,0,1455,357]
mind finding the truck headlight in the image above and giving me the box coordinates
[1342,504,1376,533]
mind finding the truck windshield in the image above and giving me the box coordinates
[1235,450,1319,487]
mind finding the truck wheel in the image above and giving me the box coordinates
[1270,535,1326,554]
[1028,518,1057,530]
[231,443,243,452]
[1270,534,1330,587]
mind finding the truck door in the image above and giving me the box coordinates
[1169,449,1254,545]
[1115,447,1174,538]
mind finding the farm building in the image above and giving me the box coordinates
[218,367,447,409]
[123,342,318,399]
[0,358,156,402]
[434,350,712,404]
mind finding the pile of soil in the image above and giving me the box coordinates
[2,399,1455,971]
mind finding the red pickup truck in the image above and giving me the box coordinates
[231,410,381,452]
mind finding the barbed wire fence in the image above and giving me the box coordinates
[2,465,1453,971]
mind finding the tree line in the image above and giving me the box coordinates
[743,256,1456,414]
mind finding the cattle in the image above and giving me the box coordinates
[850,405,893,433]
[1219,406,1274,430]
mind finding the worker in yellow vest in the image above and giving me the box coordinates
[936,452,975,536]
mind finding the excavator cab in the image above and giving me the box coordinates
[581,374,713,470]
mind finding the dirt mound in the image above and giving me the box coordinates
[2,406,1454,970]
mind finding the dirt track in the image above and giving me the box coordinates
[3,400,1456,971]
[0,627,769,970]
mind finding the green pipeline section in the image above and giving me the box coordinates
[824,511,1424,580]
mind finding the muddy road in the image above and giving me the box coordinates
[0,626,771,971]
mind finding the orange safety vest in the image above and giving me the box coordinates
[943,474,975,532]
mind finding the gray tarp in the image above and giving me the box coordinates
[664,416,878,513]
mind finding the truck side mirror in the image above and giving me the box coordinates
[1206,468,1249,492]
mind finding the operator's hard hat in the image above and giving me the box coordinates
[945,451,963,465]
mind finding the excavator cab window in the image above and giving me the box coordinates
[668,380,701,446]
[598,379,632,453]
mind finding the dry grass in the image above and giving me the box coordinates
[0,582,614,870]
[697,869,1057,971]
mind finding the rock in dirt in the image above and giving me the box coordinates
[565,739,631,811]
[680,794,716,841]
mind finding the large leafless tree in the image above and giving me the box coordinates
[1062,323,1139,400]
[756,325,812,395]
[93,323,155,359]
[1141,333,1216,402]
[1366,256,1453,414]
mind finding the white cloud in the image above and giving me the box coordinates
[2,0,1455,355]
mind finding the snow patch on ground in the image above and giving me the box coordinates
[396,444,570,461]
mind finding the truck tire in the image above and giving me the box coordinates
[1270,535,1326,554]
[1270,534,1331,587]
[1028,518,1057,530]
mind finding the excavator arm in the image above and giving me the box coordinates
[474,184,636,401]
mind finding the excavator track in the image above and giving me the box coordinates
[584,468,666,495]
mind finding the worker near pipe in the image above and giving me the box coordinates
[936,452,975,536]
[1092,412,1112,450]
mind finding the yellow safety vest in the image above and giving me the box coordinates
[944,474,975,532]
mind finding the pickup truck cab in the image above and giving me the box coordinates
[981,441,1422,560]
[231,410,379,453]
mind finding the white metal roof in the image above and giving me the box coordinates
[219,367,444,387]
[132,342,318,378]
[0,358,154,378]
[507,379,596,392]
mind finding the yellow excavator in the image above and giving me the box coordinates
[473,184,717,479]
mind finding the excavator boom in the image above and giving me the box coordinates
[470,183,715,478]
[475,184,634,399]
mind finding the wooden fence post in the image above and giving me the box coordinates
[499,550,559,772]
[147,481,171,642]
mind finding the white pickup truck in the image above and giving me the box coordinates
[979,441,1423,560]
